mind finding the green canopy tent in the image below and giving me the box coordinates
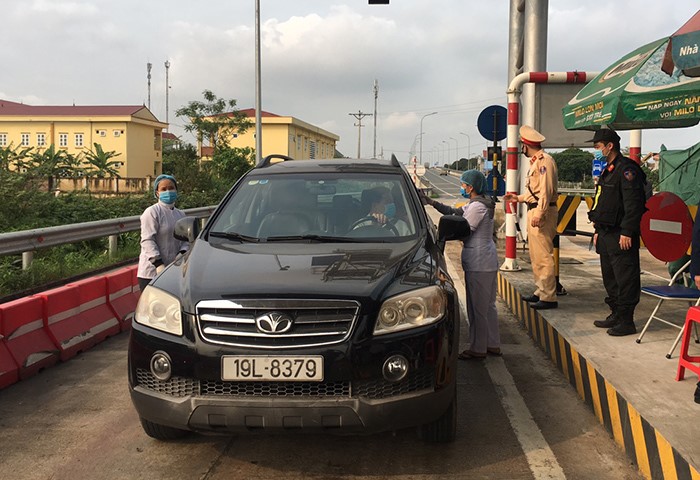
[657,141,700,205]
[562,37,700,131]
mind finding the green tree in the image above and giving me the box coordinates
[162,143,219,196]
[27,144,80,190]
[175,90,252,152]
[551,148,592,182]
[211,146,255,186]
[0,144,33,171]
[82,143,122,178]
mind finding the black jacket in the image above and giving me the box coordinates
[588,153,647,237]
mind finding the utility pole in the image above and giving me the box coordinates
[147,62,152,110]
[373,79,378,159]
[164,60,170,131]
[349,110,372,159]
[254,0,263,164]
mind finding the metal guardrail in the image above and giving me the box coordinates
[0,206,217,257]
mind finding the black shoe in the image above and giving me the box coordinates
[594,314,619,329]
[694,383,700,404]
[607,323,637,336]
[531,300,558,310]
[523,294,540,303]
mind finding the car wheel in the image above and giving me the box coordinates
[419,391,457,443]
[139,417,190,441]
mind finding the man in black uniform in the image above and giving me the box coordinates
[588,129,647,336]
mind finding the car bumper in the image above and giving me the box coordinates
[128,317,458,435]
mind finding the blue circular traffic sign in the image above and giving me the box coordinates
[477,105,507,142]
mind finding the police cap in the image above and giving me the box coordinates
[588,128,620,144]
[519,125,545,147]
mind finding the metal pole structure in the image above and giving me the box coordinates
[442,140,450,166]
[459,132,471,159]
[419,112,437,166]
[373,79,378,159]
[449,137,458,164]
[629,129,642,163]
[147,63,152,110]
[255,0,263,164]
[164,60,170,131]
[501,71,596,272]
[349,111,372,158]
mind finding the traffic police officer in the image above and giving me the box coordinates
[588,128,647,336]
[504,125,559,309]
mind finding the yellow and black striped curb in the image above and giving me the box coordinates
[497,273,700,480]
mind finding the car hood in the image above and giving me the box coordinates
[156,238,437,312]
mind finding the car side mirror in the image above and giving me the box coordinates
[437,215,470,246]
[174,217,200,243]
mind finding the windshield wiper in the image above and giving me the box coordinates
[208,231,260,243]
[263,234,361,243]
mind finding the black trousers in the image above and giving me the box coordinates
[596,229,641,324]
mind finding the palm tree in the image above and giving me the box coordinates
[83,143,122,178]
[28,144,79,191]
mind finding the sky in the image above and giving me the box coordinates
[1,0,700,165]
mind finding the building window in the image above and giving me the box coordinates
[310,141,317,159]
[0,133,6,147]
[75,133,84,147]
[37,133,46,147]
[59,133,68,147]
[21,133,30,146]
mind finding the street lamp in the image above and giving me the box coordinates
[442,140,450,166]
[419,112,437,165]
[449,137,458,163]
[254,0,262,164]
[459,132,471,158]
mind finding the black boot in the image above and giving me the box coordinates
[695,382,700,404]
[522,294,540,303]
[607,312,636,336]
[594,313,619,328]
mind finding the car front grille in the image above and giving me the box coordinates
[135,368,433,400]
[195,299,360,349]
[354,369,435,399]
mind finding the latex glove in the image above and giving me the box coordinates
[156,264,165,274]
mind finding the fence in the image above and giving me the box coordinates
[0,206,216,269]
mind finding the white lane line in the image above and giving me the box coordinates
[486,359,567,479]
[433,219,566,479]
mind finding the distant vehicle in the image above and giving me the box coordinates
[129,154,468,443]
[440,168,449,176]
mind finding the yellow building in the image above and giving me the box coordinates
[199,109,339,160]
[0,99,168,178]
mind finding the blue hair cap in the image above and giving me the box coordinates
[154,174,177,198]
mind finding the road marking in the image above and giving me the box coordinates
[487,359,567,479]
[432,218,566,479]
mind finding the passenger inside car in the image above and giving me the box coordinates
[352,186,411,235]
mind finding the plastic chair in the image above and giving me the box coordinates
[636,259,700,358]
[676,305,700,381]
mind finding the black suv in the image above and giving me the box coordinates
[128,155,468,443]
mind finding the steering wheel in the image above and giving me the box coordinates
[349,215,400,236]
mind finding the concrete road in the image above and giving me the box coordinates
[0,294,641,478]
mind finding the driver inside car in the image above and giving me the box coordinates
[354,186,410,235]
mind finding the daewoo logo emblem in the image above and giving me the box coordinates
[255,312,293,334]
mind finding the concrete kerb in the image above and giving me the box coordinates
[424,206,700,480]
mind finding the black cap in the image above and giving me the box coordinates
[589,128,620,143]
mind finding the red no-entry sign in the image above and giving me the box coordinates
[641,192,693,262]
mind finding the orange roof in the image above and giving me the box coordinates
[238,108,280,118]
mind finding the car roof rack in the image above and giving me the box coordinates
[257,154,294,168]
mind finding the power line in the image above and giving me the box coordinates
[349,110,372,159]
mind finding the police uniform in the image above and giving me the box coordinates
[588,129,647,335]
[517,126,558,306]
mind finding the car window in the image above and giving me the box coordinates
[208,173,418,241]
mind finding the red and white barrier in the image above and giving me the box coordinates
[0,296,60,379]
[68,276,121,345]
[106,267,139,331]
[0,334,19,389]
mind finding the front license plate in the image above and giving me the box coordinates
[221,356,324,382]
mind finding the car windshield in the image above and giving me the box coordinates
[207,172,419,241]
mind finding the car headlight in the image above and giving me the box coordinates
[134,286,183,336]
[374,286,446,335]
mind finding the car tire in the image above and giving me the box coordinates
[419,391,457,443]
[139,417,190,441]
